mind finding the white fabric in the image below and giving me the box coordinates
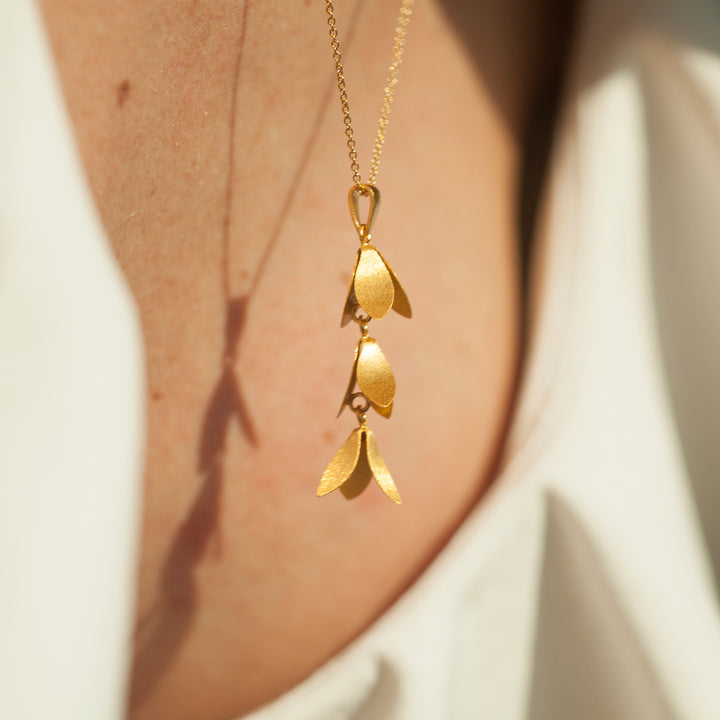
[1,0,719,719]
[0,3,145,719]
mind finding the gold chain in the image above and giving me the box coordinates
[325,0,415,185]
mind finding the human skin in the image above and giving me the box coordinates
[39,1,573,718]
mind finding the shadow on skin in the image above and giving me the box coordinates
[129,295,255,709]
[127,1,254,709]
[128,0,366,710]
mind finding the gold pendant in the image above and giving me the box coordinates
[317,184,411,504]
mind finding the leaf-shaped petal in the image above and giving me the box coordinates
[377,249,412,319]
[317,428,362,497]
[340,435,374,499]
[365,429,402,504]
[354,245,394,319]
[356,338,396,409]
[372,401,393,419]
[337,343,360,418]
[341,250,362,328]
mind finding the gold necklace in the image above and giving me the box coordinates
[317,0,415,505]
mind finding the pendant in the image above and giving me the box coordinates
[317,184,411,504]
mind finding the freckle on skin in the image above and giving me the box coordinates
[117,79,130,107]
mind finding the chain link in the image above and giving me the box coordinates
[325,0,415,186]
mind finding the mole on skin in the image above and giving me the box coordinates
[117,78,130,107]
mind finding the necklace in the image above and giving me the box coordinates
[317,0,415,505]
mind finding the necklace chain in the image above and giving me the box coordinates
[325,0,415,185]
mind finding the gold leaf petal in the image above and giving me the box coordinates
[341,250,361,328]
[377,249,412,319]
[354,245,394,319]
[317,428,362,497]
[365,429,402,504]
[356,338,396,409]
[340,435,373,499]
[372,401,393,419]
[337,343,360,418]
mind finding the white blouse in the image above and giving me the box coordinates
[1,1,719,718]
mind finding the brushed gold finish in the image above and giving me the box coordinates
[385,253,412,319]
[324,185,412,504]
[342,243,412,323]
[339,447,373,500]
[340,188,413,327]
[320,1,415,504]
[356,338,395,409]
[338,337,396,420]
[340,248,412,325]
[340,251,362,328]
[337,341,361,417]
[373,401,393,419]
[317,428,363,497]
[355,246,395,319]
[317,427,402,505]
[365,429,402,504]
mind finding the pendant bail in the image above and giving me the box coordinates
[348,184,380,242]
